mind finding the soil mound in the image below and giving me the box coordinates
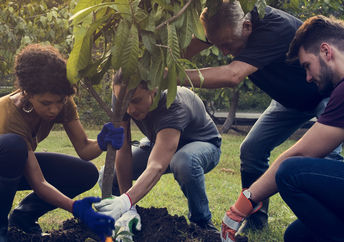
[8,206,221,242]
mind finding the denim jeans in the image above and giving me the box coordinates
[111,137,221,223]
[240,98,342,177]
[276,157,344,242]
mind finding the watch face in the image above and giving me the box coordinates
[243,189,251,199]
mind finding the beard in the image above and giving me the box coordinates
[317,57,334,96]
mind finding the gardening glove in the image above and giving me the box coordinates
[97,122,124,151]
[115,206,141,241]
[72,196,115,241]
[221,190,262,242]
[94,193,132,221]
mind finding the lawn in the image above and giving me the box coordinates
[11,124,298,241]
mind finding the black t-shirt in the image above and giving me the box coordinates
[318,80,344,128]
[234,6,323,111]
[130,87,221,148]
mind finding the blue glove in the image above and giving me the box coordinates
[72,197,114,241]
[97,122,124,151]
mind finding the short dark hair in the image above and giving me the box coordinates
[113,68,148,90]
[288,15,344,61]
[14,44,75,96]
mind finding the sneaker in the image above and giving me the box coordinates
[237,211,268,233]
[195,219,220,234]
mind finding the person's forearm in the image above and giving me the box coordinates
[126,163,165,204]
[184,66,241,89]
[76,139,102,161]
[249,149,299,202]
[33,180,74,212]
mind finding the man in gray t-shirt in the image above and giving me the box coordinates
[97,81,222,236]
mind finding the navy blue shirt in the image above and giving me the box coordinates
[234,6,323,111]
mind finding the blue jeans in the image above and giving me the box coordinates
[111,137,221,223]
[276,157,344,242]
[240,98,342,180]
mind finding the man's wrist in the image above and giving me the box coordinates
[121,193,132,210]
[242,189,257,207]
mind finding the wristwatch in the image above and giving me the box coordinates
[243,189,251,199]
[243,189,256,207]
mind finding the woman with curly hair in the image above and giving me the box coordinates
[0,44,123,242]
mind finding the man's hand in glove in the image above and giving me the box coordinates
[115,206,141,241]
[94,193,132,221]
[221,190,262,242]
[97,122,124,151]
[72,197,114,241]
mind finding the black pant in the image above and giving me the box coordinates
[0,133,99,227]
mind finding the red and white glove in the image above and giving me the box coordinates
[221,190,262,242]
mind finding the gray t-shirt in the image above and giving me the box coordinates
[131,86,221,148]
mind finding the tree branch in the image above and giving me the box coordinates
[81,79,113,118]
[155,0,193,30]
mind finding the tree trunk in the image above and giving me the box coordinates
[102,78,135,199]
[82,75,135,199]
[220,89,239,134]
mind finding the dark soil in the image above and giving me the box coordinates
[8,206,221,242]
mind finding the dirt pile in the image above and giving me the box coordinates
[8,206,221,242]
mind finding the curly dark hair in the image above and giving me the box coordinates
[14,44,75,96]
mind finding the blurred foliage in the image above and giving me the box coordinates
[267,0,344,20]
[0,0,76,78]
[1,0,343,125]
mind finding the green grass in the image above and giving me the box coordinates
[12,125,298,241]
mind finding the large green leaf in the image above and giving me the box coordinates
[72,0,101,14]
[240,0,256,14]
[121,24,139,81]
[166,63,177,108]
[113,0,130,15]
[67,15,109,84]
[111,20,130,70]
[173,4,185,29]
[256,0,267,18]
[67,26,89,84]
[139,14,156,32]
[70,2,118,25]
[138,50,151,81]
[148,48,165,89]
[179,7,193,49]
[190,7,205,41]
[166,23,180,67]
[141,31,156,54]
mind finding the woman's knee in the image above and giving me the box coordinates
[82,162,99,190]
[0,134,27,156]
[0,134,28,176]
